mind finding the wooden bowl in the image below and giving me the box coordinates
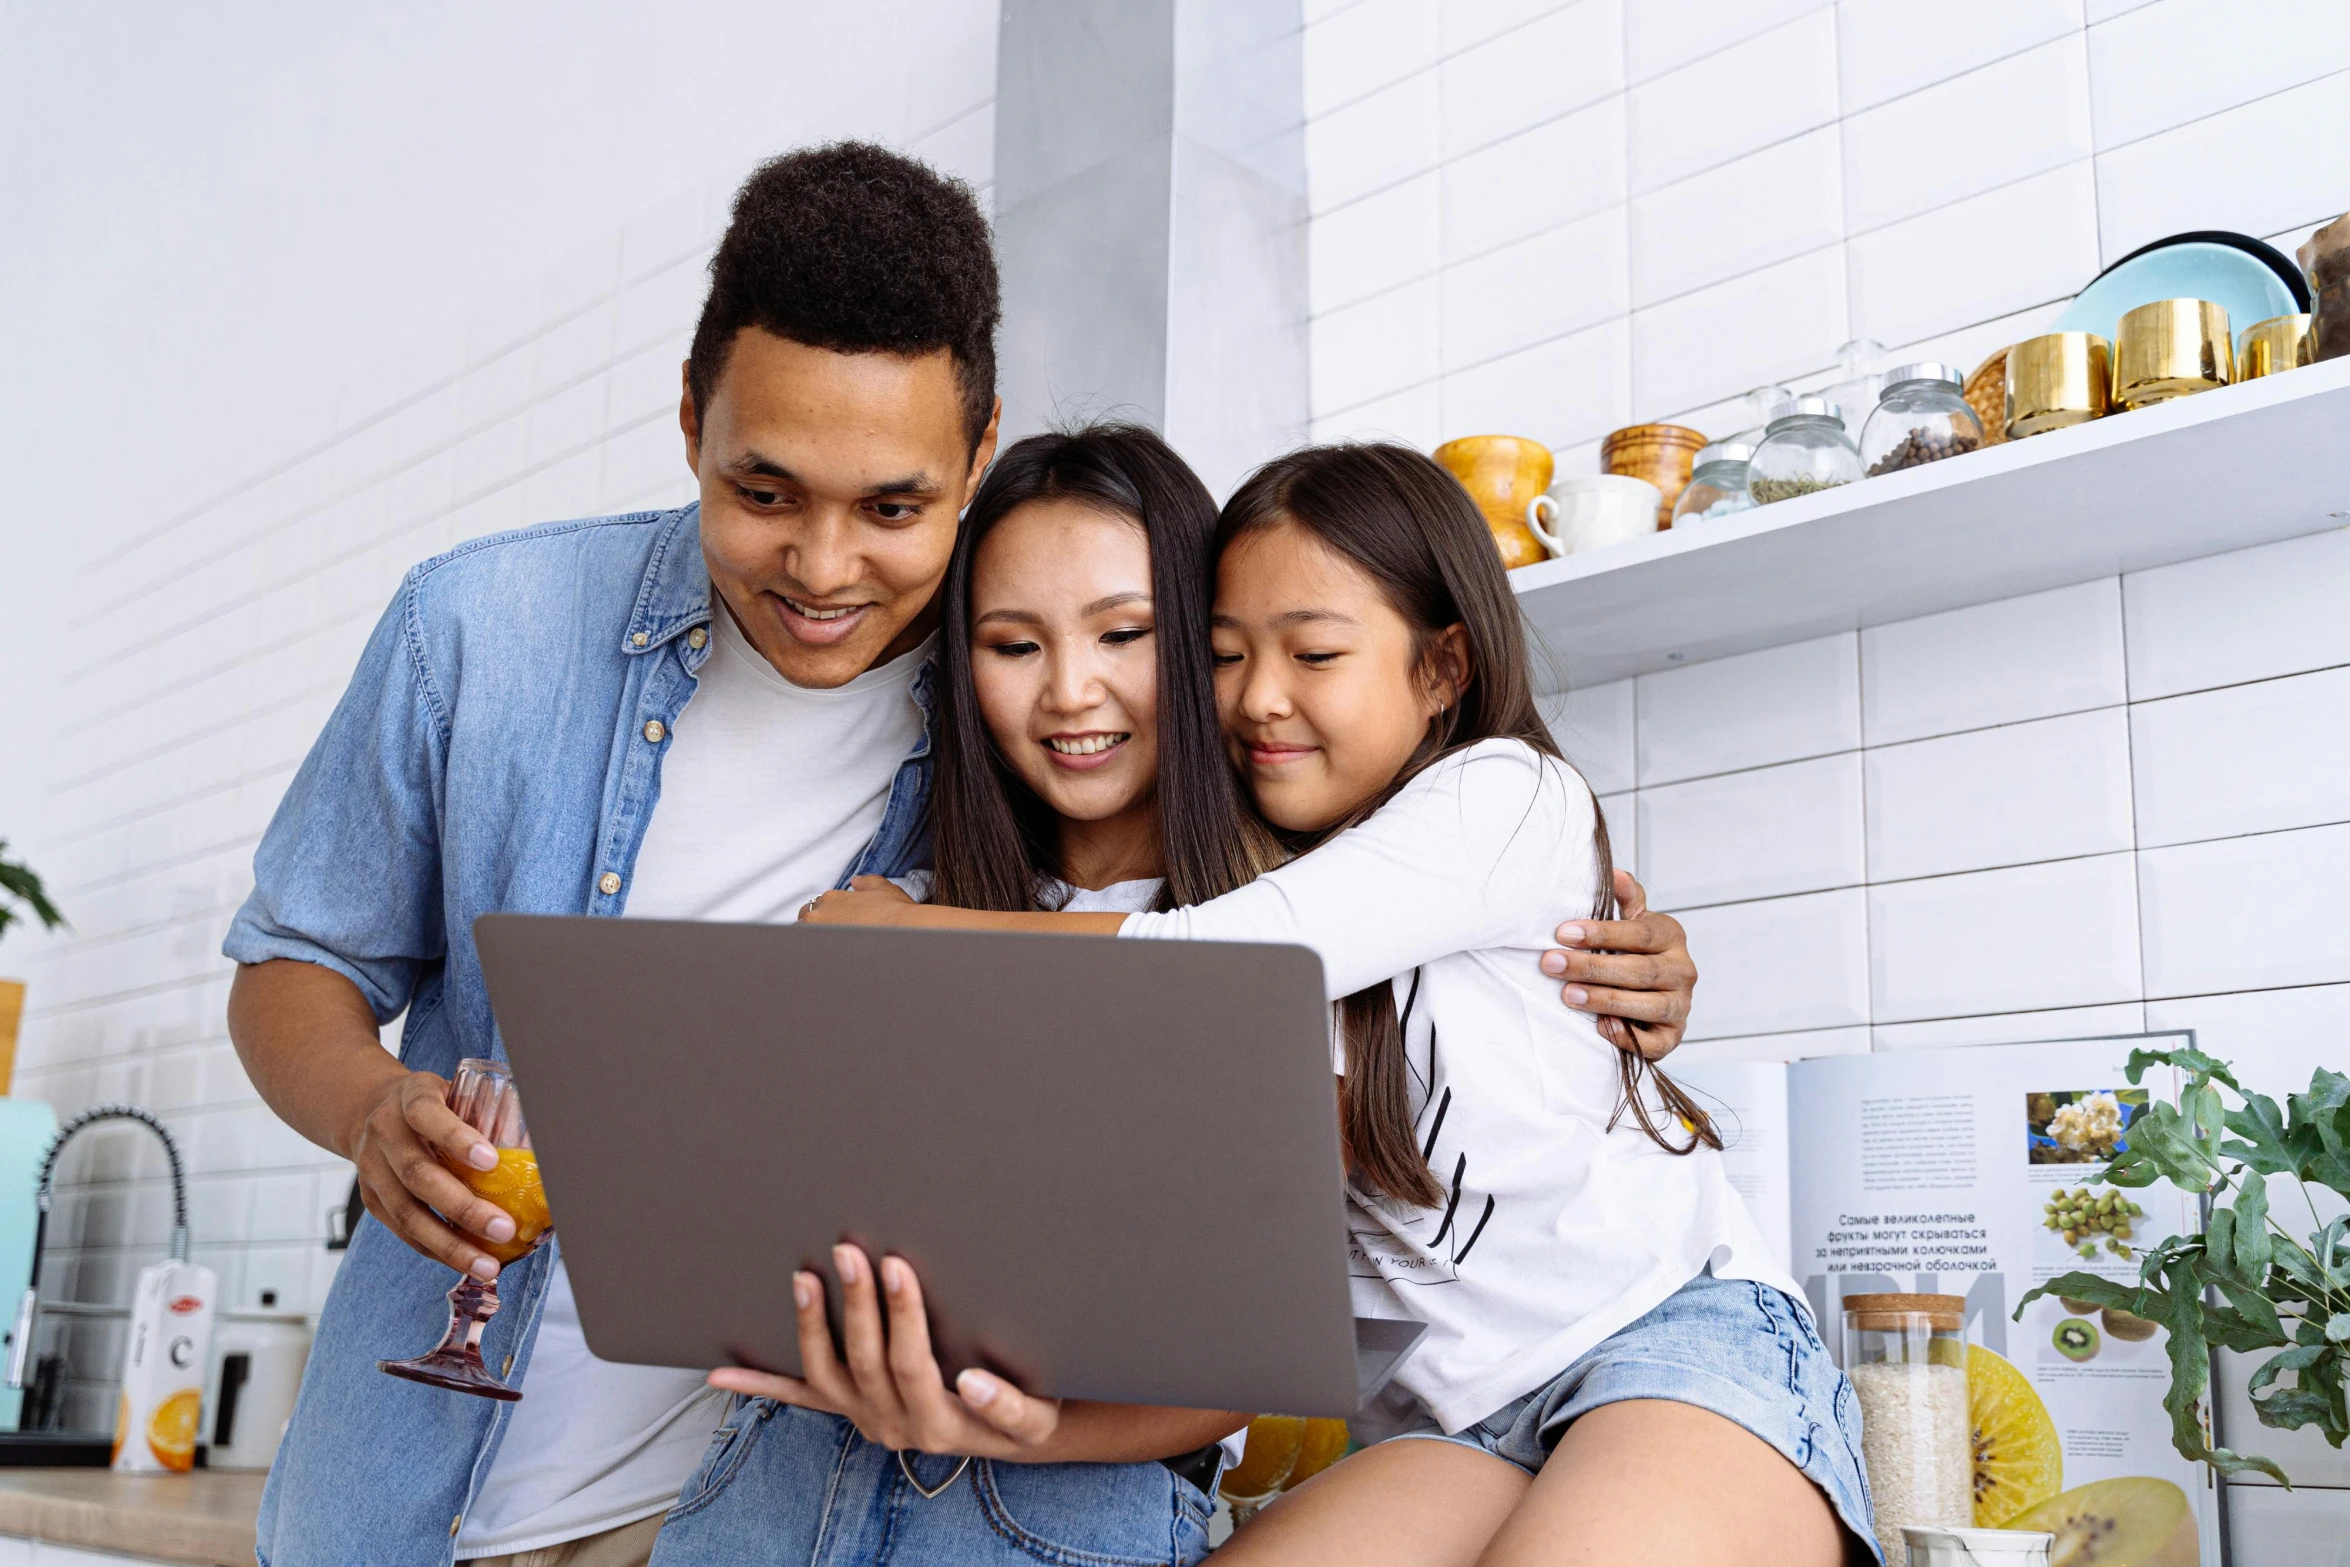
[1963,350,2010,446]
[1600,424,1707,532]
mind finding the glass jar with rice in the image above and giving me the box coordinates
[1844,1292,1972,1562]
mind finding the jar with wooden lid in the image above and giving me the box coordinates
[1844,1293,1972,1562]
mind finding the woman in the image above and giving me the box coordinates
[648,426,1702,1566]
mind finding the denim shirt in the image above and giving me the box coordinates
[222,504,934,1567]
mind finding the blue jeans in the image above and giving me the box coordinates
[1378,1271,1879,1562]
[649,1400,1218,1566]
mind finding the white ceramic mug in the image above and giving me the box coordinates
[1525,474,1663,558]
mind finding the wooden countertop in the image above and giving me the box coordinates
[0,1469,262,1565]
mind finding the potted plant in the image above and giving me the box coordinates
[1,840,67,1090]
[2019,1044,2349,1483]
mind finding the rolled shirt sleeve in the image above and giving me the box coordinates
[222,575,449,1024]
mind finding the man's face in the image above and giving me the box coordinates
[682,327,998,688]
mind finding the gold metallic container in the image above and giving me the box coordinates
[2004,332,2111,439]
[2113,298,2232,408]
[2237,313,2313,380]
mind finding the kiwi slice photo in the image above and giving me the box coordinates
[2053,1318,2101,1362]
[2102,1305,2160,1342]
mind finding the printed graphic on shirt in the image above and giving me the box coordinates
[1344,970,1497,1287]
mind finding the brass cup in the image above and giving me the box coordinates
[2004,332,2111,439]
[1433,434,1554,571]
[2237,313,2313,380]
[2114,298,2233,408]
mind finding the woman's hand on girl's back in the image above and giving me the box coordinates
[706,1242,1065,1458]
[1541,869,1697,1063]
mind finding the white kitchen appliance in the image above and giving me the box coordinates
[201,1311,309,1471]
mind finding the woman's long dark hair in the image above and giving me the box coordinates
[1218,443,1719,1206]
[931,423,1280,912]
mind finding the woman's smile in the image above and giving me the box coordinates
[1041,730,1132,769]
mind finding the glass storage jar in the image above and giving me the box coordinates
[1844,1293,1972,1563]
[1861,362,1983,476]
[1669,441,1755,525]
[1748,396,1860,505]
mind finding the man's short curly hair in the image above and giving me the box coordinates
[688,142,1000,449]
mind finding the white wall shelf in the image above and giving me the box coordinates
[1515,356,2350,686]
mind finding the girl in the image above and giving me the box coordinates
[797,442,1874,1566]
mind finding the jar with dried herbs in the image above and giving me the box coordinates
[1748,395,1860,505]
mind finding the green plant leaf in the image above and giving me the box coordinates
[2233,1169,2274,1280]
[2127,1045,2241,1092]
[2016,1271,2166,1320]
[2225,1095,2295,1173]
[2205,1272,2286,1345]
[0,842,66,935]
[2206,1207,2238,1280]
[2162,1265,2216,1465]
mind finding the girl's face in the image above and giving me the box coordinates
[968,498,1161,829]
[1211,520,1461,834]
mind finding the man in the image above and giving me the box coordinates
[225,143,1698,1567]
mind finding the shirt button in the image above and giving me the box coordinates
[642,720,666,744]
[598,872,622,896]
[631,631,649,647]
[687,626,708,650]
[449,1514,462,1537]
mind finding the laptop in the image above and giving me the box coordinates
[475,913,1423,1418]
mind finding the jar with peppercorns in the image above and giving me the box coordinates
[1860,363,1982,477]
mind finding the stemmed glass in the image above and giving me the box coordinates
[378,1058,551,1400]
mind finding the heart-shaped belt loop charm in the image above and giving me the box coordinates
[897,1450,973,1501]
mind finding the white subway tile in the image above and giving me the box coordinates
[618,187,707,285]
[1862,578,2126,744]
[1538,677,1635,795]
[242,1243,310,1312]
[1626,10,1840,195]
[1440,99,1626,266]
[2141,822,2350,997]
[2088,0,2350,149]
[1442,208,1628,369]
[2093,67,2350,259]
[1440,0,1626,160]
[1872,1002,2146,1050]
[1625,0,1832,85]
[1442,0,1575,54]
[1677,888,1872,1039]
[1309,276,1442,413]
[1312,173,1441,314]
[2143,983,2350,1089]
[1305,0,1441,119]
[1870,852,2142,1021]
[1631,128,1843,307]
[2132,667,2350,848]
[2223,1484,2350,1566]
[1308,380,1444,447]
[1637,632,1861,785]
[1439,314,1631,451]
[1847,161,2100,348]
[1838,0,2082,113]
[1843,36,2092,233]
[2123,529,2350,700]
[1630,246,1847,415]
[1306,72,1442,214]
[1866,708,2134,881]
[2083,0,2156,17]
[911,102,994,193]
[1673,1025,1870,1065]
[1640,753,1865,907]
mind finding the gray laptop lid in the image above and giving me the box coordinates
[476,913,1371,1418]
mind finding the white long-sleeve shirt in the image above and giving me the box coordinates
[1122,738,1799,1433]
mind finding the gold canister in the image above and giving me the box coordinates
[2114,298,2232,408]
[2005,332,2111,439]
[1600,423,1707,532]
[1433,434,1554,570]
[2237,313,2313,380]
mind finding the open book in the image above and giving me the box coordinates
[1677,1033,2221,1565]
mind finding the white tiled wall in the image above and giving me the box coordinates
[6,30,996,1430]
[1303,0,2348,466]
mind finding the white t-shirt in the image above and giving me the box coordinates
[457,603,933,1558]
[1121,739,1801,1435]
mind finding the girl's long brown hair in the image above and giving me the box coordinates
[1217,444,1719,1207]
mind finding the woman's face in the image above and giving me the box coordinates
[968,498,1161,828]
[1211,520,1456,834]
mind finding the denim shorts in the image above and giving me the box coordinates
[647,1399,1218,1567]
[1379,1271,1878,1562]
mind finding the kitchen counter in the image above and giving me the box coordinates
[0,1469,261,1566]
